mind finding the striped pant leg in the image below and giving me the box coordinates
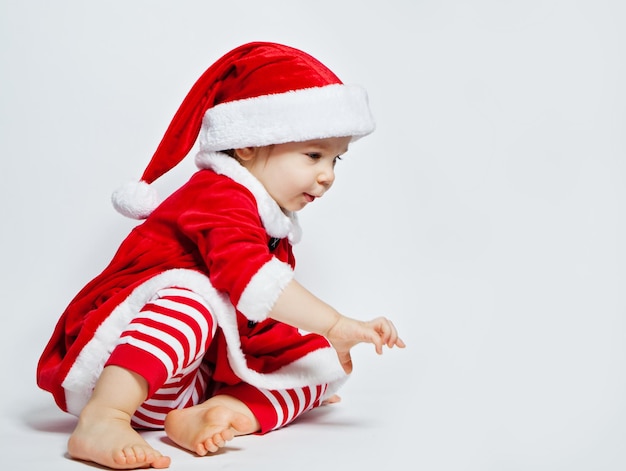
[215,382,330,434]
[105,287,217,429]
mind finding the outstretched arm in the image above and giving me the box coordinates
[268,279,405,373]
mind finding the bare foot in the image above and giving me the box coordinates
[67,404,171,469]
[164,401,258,456]
[322,394,342,405]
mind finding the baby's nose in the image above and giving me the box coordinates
[318,167,335,187]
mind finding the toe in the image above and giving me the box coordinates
[195,443,209,456]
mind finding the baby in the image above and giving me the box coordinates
[37,41,405,469]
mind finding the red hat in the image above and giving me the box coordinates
[112,41,375,219]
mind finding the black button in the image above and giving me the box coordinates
[268,237,281,251]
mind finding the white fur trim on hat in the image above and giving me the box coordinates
[111,180,160,220]
[199,84,375,152]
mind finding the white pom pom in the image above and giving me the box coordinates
[111,180,160,219]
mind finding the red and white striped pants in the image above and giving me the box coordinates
[105,287,328,433]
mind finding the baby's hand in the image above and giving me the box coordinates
[325,316,405,373]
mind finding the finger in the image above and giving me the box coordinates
[337,350,353,374]
[380,318,405,349]
[372,332,384,355]
[375,317,396,348]
[381,319,395,347]
[387,320,402,348]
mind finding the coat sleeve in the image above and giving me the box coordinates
[176,176,294,322]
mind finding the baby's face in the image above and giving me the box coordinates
[239,137,351,212]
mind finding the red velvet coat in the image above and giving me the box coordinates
[37,151,347,415]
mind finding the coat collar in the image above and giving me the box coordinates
[194,150,302,244]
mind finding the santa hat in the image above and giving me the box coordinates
[112,41,375,219]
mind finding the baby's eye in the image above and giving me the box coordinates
[333,155,343,165]
[306,152,322,160]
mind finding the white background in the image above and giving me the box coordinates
[1,1,625,470]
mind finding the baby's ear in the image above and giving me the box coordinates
[233,147,257,161]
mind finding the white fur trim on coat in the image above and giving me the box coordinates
[237,258,294,322]
[62,269,346,415]
[194,150,302,243]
